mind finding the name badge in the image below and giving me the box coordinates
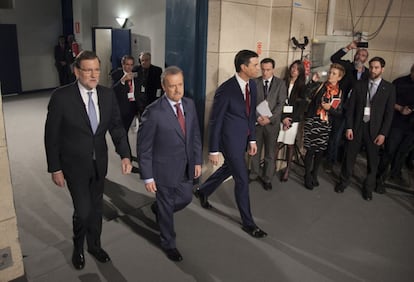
[364,106,370,116]
[127,92,135,101]
[283,105,293,113]
[141,85,146,93]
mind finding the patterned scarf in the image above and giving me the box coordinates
[316,82,340,122]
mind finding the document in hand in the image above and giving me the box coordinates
[330,98,341,109]
[256,100,273,117]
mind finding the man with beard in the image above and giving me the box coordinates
[334,57,395,201]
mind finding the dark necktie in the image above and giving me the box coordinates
[175,103,186,135]
[363,82,375,123]
[87,91,98,133]
[245,82,250,116]
[264,80,269,98]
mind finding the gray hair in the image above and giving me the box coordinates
[161,66,183,85]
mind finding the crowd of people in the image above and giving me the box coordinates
[45,42,413,268]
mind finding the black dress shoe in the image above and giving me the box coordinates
[312,177,319,187]
[334,183,345,193]
[72,249,85,270]
[242,226,267,238]
[164,248,183,261]
[151,202,159,223]
[263,181,272,191]
[193,188,212,209]
[362,189,373,201]
[374,186,386,194]
[87,248,111,263]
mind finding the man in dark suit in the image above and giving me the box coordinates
[194,50,267,238]
[334,57,395,201]
[249,58,286,190]
[45,51,132,270]
[133,52,162,107]
[111,55,146,132]
[137,66,202,261]
[327,40,370,172]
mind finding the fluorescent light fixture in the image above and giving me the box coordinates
[116,17,127,27]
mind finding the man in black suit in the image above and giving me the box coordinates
[194,50,267,238]
[138,66,202,261]
[249,58,286,190]
[45,51,132,270]
[335,57,395,201]
[133,52,162,107]
[327,40,370,171]
[111,55,146,132]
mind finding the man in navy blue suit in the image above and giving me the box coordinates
[138,66,202,261]
[194,50,267,238]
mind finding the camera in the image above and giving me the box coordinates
[132,72,138,77]
[357,41,368,48]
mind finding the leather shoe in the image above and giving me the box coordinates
[242,226,267,238]
[131,166,140,174]
[374,185,386,194]
[362,189,373,201]
[262,181,272,191]
[88,248,111,263]
[72,249,85,270]
[193,188,212,209]
[334,183,345,193]
[164,248,183,261]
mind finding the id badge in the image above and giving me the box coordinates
[127,92,135,101]
[364,106,370,116]
[283,105,293,113]
[141,85,146,93]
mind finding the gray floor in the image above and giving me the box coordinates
[3,92,414,282]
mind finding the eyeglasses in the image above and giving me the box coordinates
[79,68,101,75]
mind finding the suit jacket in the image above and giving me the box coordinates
[209,76,257,155]
[132,64,162,105]
[255,76,286,129]
[346,79,395,140]
[111,68,145,114]
[45,82,131,181]
[137,95,202,186]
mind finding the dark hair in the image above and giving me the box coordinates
[234,50,258,72]
[284,60,306,90]
[161,66,183,86]
[260,58,275,68]
[369,56,386,68]
[330,63,346,78]
[121,55,135,65]
[73,50,100,69]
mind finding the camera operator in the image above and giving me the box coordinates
[377,63,414,189]
[324,40,370,173]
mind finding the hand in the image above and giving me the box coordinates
[257,115,270,126]
[248,143,257,156]
[209,154,220,166]
[194,165,202,179]
[51,171,65,187]
[401,106,413,115]
[121,158,132,174]
[346,129,353,140]
[374,134,385,146]
[312,72,320,82]
[122,72,134,83]
[347,40,358,50]
[321,101,331,111]
[282,117,292,130]
[145,181,157,193]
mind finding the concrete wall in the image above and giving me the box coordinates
[0,93,24,281]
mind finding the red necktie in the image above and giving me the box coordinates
[175,103,186,135]
[245,82,250,116]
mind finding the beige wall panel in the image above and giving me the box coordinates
[317,0,328,13]
[267,51,290,77]
[254,6,273,51]
[315,12,327,35]
[354,0,402,17]
[291,7,315,40]
[333,15,352,32]
[395,17,414,52]
[292,0,316,10]
[205,52,220,104]
[401,0,414,17]
[269,7,292,51]
[361,17,399,51]
[0,218,24,281]
[222,0,273,7]
[207,0,221,53]
[218,52,238,85]
[391,53,414,79]
[219,2,259,52]
[0,147,15,221]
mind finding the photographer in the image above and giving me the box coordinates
[377,64,414,189]
[324,40,371,173]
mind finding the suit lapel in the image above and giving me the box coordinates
[71,83,93,132]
